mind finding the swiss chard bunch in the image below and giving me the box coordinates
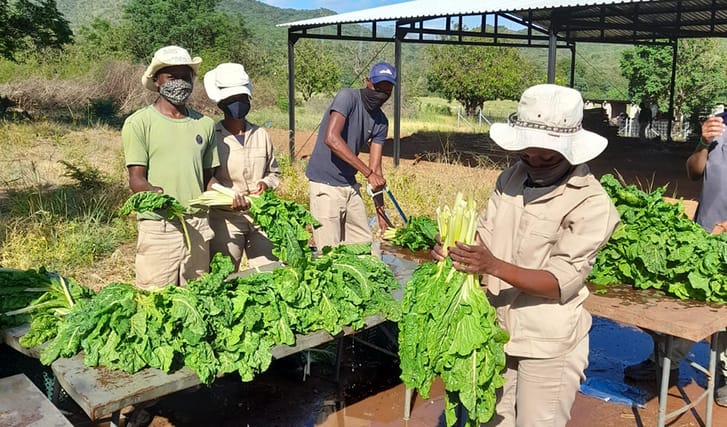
[1,267,55,329]
[119,191,191,250]
[247,190,320,268]
[382,215,438,251]
[190,186,319,267]
[398,193,508,427]
[1,267,95,347]
[590,174,727,302]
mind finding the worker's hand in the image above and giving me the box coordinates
[367,171,386,192]
[231,192,251,211]
[701,116,725,144]
[251,182,268,195]
[447,237,498,275]
[711,220,727,235]
[431,234,445,261]
[149,185,164,194]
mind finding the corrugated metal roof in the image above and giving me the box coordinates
[278,0,727,43]
[277,0,645,28]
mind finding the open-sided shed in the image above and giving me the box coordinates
[278,0,727,163]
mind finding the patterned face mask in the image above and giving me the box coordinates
[159,78,193,106]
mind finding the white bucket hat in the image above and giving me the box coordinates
[203,63,253,103]
[141,46,202,91]
[489,84,608,165]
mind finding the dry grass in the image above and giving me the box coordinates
[0,116,504,288]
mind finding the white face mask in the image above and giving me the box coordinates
[159,79,193,106]
[522,159,573,187]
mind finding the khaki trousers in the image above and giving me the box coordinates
[208,208,277,271]
[483,335,589,427]
[309,181,372,249]
[135,216,213,289]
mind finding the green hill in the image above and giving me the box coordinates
[53,0,629,99]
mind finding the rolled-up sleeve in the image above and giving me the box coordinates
[545,193,620,302]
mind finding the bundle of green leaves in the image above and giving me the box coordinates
[589,174,727,302]
[189,188,320,267]
[398,193,508,426]
[1,267,58,329]
[119,191,191,249]
[383,215,438,251]
[246,190,320,267]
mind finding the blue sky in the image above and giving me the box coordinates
[259,0,408,14]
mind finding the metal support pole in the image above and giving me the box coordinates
[569,45,576,88]
[547,27,557,83]
[667,40,678,142]
[287,33,297,161]
[394,30,403,167]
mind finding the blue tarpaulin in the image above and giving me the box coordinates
[581,316,709,407]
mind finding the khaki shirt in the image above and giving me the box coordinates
[479,163,619,358]
[212,121,281,193]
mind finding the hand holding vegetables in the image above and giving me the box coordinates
[434,238,499,276]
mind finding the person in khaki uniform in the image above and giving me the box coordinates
[203,63,281,270]
[434,84,620,426]
[122,45,218,289]
[305,62,397,249]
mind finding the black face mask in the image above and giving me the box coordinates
[220,100,251,120]
[522,159,574,187]
[360,88,390,112]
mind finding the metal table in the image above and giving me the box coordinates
[0,373,73,427]
[584,283,727,427]
[2,253,418,426]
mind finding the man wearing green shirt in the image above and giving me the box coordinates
[122,45,219,289]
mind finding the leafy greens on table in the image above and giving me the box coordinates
[589,174,727,302]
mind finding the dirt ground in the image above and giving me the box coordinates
[3,127,721,427]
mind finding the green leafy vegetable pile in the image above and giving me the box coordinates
[589,174,727,302]
[398,193,508,426]
[35,245,400,384]
[382,215,438,251]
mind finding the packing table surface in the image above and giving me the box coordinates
[1,253,418,422]
[0,373,73,427]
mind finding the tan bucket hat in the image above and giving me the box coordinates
[489,84,608,164]
[141,45,202,91]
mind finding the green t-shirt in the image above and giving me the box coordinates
[122,105,219,219]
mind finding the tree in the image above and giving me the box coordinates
[294,40,342,101]
[120,0,249,63]
[426,43,535,115]
[0,0,73,60]
[620,39,727,129]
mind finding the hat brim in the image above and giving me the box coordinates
[141,57,202,91]
[203,71,252,103]
[490,123,608,164]
[370,76,396,85]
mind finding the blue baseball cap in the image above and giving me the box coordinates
[369,62,397,85]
